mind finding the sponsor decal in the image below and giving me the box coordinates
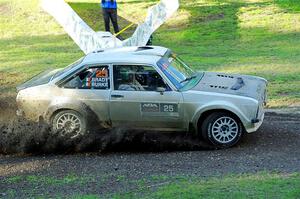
[162,63,169,70]
[141,103,160,112]
[91,77,109,88]
[141,103,178,113]
[84,68,110,89]
[96,69,108,78]
[85,77,92,87]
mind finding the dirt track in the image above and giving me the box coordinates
[0,112,300,198]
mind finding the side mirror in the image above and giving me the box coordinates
[157,87,166,95]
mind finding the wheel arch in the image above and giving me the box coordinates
[196,109,243,131]
[192,104,248,134]
[44,100,99,125]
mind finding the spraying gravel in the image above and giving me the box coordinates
[0,97,212,154]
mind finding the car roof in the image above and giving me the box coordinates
[82,46,169,65]
[50,46,170,85]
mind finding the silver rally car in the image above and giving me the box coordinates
[16,46,267,148]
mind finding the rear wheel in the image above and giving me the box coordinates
[52,110,87,140]
[201,112,243,148]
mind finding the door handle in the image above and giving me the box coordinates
[111,94,124,98]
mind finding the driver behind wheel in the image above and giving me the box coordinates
[118,67,145,91]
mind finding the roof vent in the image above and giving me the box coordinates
[135,46,154,52]
[92,50,104,53]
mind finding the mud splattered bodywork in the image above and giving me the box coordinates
[16,46,267,147]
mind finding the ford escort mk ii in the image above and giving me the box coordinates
[16,46,267,148]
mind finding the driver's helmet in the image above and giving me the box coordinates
[119,66,134,83]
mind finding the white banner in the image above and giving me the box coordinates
[123,0,179,46]
[41,0,179,54]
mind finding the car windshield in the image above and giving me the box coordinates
[157,53,196,89]
[52,57,84,80]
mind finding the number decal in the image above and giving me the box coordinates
[160,103,178,113]
[163,105,174,112]
[141,103,178,113]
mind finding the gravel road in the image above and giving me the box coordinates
[0,113,300,198]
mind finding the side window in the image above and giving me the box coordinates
[63,66,110,90]
[113,65,170,91]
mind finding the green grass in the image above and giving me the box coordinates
[112,172,300,199]
[4,173,95,185]
[0,0,300,107]
[2,172,300,198]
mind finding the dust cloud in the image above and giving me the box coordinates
[0,97,211,155]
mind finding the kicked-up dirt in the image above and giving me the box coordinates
[0,96,212,154]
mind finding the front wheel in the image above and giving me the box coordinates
[201,112,243,148]
[52,110,87,140]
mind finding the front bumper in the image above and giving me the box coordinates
[245,113,265,133]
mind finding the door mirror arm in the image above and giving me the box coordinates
[156,87,166,95]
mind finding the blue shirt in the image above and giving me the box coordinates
[101,0,117,9]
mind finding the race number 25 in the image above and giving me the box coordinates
[163,105,174,112]
[160,103,178,113]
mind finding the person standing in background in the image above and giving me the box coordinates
[101,0,122,39]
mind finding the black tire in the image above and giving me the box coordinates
[52,110,87,140]
[201,112,243,148]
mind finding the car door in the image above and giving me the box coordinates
[109,64,185,131]
[60,65,111,125]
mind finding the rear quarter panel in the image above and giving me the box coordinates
[44,88,110,125]
[16,85,55,122]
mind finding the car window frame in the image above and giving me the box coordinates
[111,63,175,92]
[57,64,113,90]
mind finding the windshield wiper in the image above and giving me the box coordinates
[180,75,197,83]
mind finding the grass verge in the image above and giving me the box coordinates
[2,172,299,198]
